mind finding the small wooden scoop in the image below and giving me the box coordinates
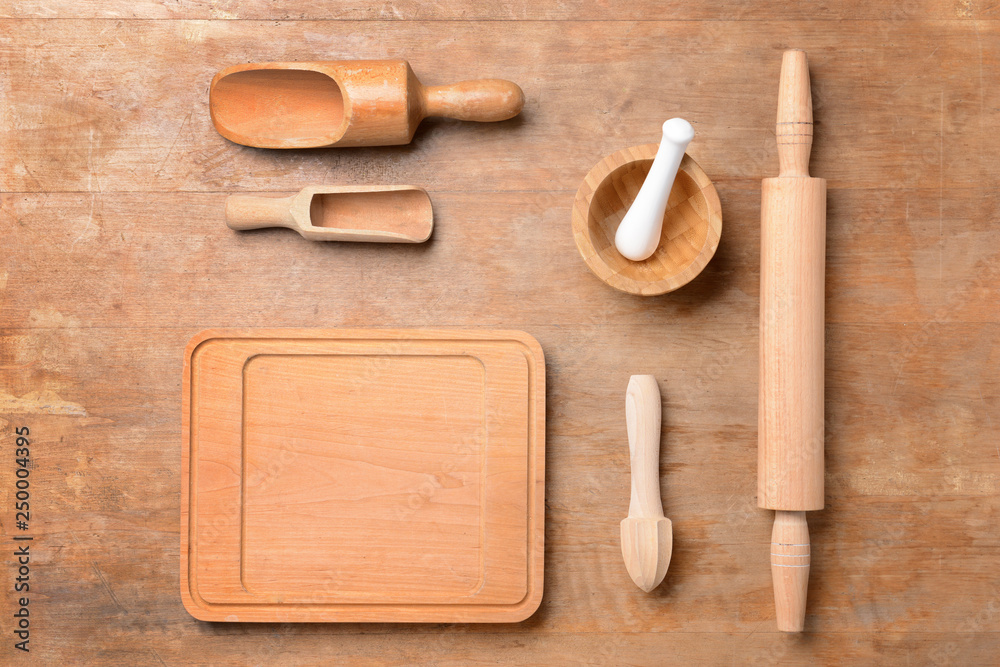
[620,375,672,592]
[225,185,433,243]
[210,60,525,149]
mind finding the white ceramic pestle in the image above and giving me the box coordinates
[614,118,695,262]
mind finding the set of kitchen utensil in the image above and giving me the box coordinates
[182,50,827,633]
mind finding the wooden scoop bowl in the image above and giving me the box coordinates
[572,144,722,295]
[210,60,525,149]
[225,185,433,243]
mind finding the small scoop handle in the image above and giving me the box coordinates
[225,194,298,231]
[421,79,525,122]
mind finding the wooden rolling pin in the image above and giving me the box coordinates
[758,49,826,633]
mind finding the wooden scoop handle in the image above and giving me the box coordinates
[225,194,297,231]
[626,375,663,520]
[421,79,524,122]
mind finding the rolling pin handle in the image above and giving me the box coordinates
[776,49,814,178]
[771,510,811,632]
[225,194,298,231]
[421,79,525,122]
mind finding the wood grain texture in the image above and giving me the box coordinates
[0,1,989,21]
[0,4,999,665]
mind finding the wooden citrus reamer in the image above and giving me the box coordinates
[758,49,826,632]
[620,375,671,592]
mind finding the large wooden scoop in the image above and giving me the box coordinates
[210,60,525,148]
[620,375,672,592]
[225,185,433,242]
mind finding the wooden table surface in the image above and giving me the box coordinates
[1,2,998,665]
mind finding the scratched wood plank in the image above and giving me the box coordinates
[0,1,987,21]
[0,320,997,637]
[4,325,1000,664]
[1,19,998,194]
[1,4,999,666]
[0,191,997,330]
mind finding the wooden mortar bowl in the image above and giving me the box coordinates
[572,144,722,295]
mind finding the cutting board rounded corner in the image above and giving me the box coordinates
[179,582,216,623]
[506,583,545,623]
[183,328,234,370]
[500,329,544,360]
[507,330,545,368]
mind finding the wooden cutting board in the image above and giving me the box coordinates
[180,329,545,623]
